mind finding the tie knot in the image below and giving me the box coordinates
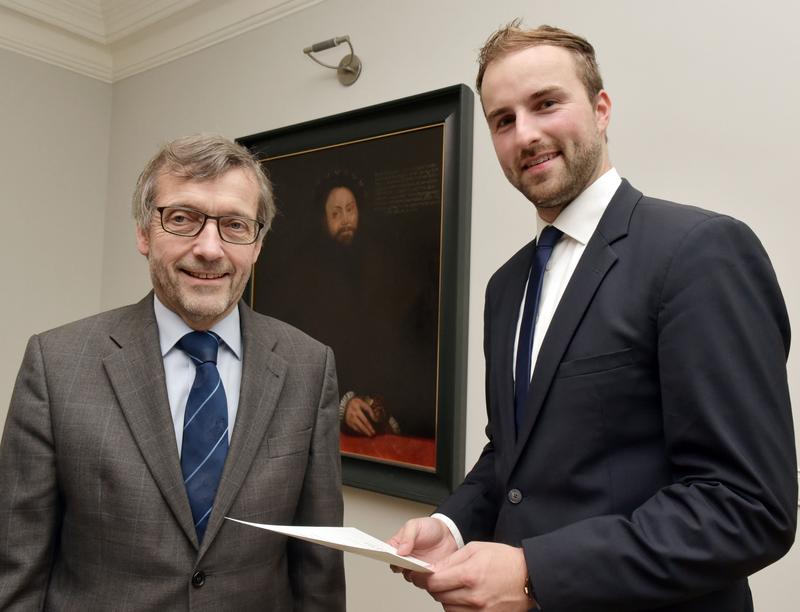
[537,225,563,249]
[177,331,220,365]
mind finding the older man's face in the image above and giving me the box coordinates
[136,167,262,330]
[324,186,359,245]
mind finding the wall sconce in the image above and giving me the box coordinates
[303,35,362,86]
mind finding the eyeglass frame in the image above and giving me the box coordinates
[155,205,265,245]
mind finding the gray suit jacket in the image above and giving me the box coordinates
[0,294,345,611]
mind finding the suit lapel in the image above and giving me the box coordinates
[494,243,535,457]
[514,180,642,457]
[103,294,198,545]
[200,303,287,552]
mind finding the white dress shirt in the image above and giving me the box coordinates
[153,295,243,454]
[514,168,622,383]
[434,168,622,548]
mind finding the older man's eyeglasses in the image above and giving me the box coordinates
[156,206,263,245]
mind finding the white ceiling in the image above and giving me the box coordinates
[0,0,324,82]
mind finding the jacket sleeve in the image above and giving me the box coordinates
[525,215,796,611]
[0,335,61,610]
[287,345,346,611]
[436,280,503,542]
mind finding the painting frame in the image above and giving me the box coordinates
[238,84,472,504]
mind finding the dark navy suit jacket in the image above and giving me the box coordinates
[438,180,796,612]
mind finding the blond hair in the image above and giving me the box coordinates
[476,21,603,100]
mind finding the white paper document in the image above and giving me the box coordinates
[226,518,433,572]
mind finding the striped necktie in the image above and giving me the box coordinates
[177,330,229,543]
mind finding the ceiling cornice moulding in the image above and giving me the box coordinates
[0,6,112,80]
[0,0,106,42]
[0,0,324,83]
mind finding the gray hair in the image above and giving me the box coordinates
[132,133,275,235]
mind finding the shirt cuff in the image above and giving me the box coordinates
[338,391,355,422]
[431,513,465,549]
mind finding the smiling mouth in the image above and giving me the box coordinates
[183,270,227,280]
[522,152,559,170]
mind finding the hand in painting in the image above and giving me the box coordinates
[343,396,377,436]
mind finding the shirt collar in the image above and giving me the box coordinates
[153,294,242,360]
[536,168,622,244]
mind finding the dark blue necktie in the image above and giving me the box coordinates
[514,225,563,432]
[177,331,229,543]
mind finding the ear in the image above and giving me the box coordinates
[594,90,612,134]
[250,237,264,265]
[136,225,150,257]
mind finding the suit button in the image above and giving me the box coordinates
[191,570,206,588]
[508,488,523,504]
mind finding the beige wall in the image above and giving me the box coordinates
[1,0,798,610]
[0,47,111,412]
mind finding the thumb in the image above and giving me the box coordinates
[390,521,421,556]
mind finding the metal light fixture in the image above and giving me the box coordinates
[303,35,362,86]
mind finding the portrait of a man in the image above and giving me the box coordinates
[251,126,444,469]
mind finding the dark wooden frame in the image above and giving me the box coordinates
[238,84,472,504]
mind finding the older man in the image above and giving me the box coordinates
[0,134,345,610]
[391,22,795,612]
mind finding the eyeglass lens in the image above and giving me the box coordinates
[160,207,258,244]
